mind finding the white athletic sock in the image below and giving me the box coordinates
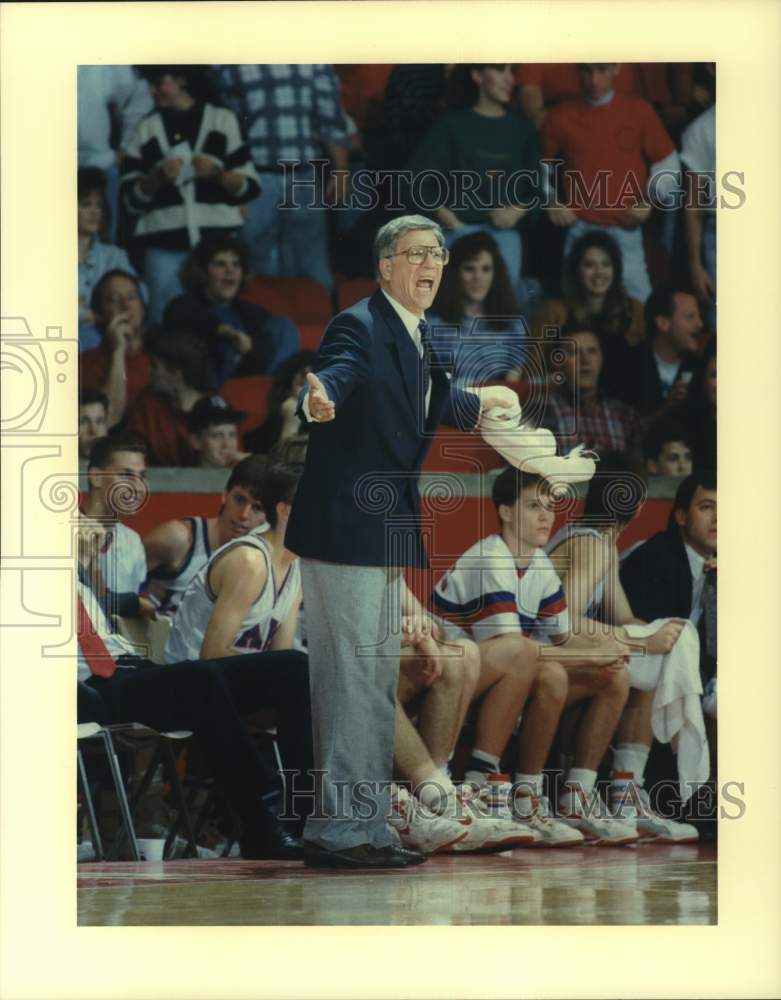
[417,771,457,812]
[563,767,597,796]
[513,772,544,797]
[611,743,650,787]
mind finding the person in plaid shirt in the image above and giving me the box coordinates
[216,64,351,290]
[543,322,641,460]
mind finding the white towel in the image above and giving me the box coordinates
[624,619,710,801]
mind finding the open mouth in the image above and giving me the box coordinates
[416,279,434,292]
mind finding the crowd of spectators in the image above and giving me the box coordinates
[78,60,716,480]
[76,63,718,861]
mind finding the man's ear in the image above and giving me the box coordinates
[497,502,511,526]
[673,507,687,530]
[190,433,202,452]
[646,458,660,476]
[378,257,392,282]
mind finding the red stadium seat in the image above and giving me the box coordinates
[220,375,274,435]
[298,323,325,352]
[335,277,377,312]
[242,276,333,327]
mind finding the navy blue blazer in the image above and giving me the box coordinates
[285,290,482,567]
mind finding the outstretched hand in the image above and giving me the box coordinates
[306,372,335,422]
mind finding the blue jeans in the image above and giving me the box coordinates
[564,220,652,303]
[244,172,334,291]
[144,248,188,324]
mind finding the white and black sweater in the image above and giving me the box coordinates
[121,102,261,251]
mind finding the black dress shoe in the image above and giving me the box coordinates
[240,827,304,860]
[303,842,427,869]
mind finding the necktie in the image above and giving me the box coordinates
[701,569,717,659]
[418,319,431,406]
[77,592,117,678]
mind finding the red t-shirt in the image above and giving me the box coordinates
[516,64,642,103]
[541,93,674,226]
[124,388,198,467]
[79,343,151,415]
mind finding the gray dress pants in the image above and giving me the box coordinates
[301,559,402,850]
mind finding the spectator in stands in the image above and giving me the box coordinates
[76,577,310,858]
[216,64,351,291]
[163,234,300,385]
[377,64,454,170]
[121,66,260,323]
[642,417,694,480]
[546,460,701,842]
[405,64,542,306]
[80,270,152,427]
[79,432,154,621]
[144,454,268,617]
[124,330,212,467]
[518,63,690,136]
[78,167,139,352]
[542,324,641,460]
[533,229,645,352]
[77,65,154,242]
[541,63,679,303]
[187,395,249,470]
[78,389,109,465]
[681,103,717,332]
[671,338,716,471]
[517,63,642,129]
[616,287,703,416]
[243,351,317,455]
[428,231,527,380]
[432,467,637,845]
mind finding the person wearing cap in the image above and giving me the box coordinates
[188,395,249,469]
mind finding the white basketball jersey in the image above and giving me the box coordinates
[546,523,606,620]
[165,530,300,663]
[148,517,212,617]
[432,533,569,643]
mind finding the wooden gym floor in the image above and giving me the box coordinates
[77,841,716,926]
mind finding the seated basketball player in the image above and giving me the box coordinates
[433,467,639,846]
[143,454,269,617]
[393,581,534,854]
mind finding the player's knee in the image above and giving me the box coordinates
[537,659,568,706]
[606,664,631,702]
[457,639,482,695]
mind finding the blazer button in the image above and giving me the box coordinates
[394,431,401,438]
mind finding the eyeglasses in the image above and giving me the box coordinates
[386,246,450,266]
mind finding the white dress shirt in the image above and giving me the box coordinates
[684,542,706,624]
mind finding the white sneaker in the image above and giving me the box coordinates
[558,786,639,846]
[609,783,700,844]
[512,793,586,847]
[481,778,582,847]
[388,786,469,854]
[435,785,536,852]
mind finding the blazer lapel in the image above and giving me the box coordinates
[373,291,421,416]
